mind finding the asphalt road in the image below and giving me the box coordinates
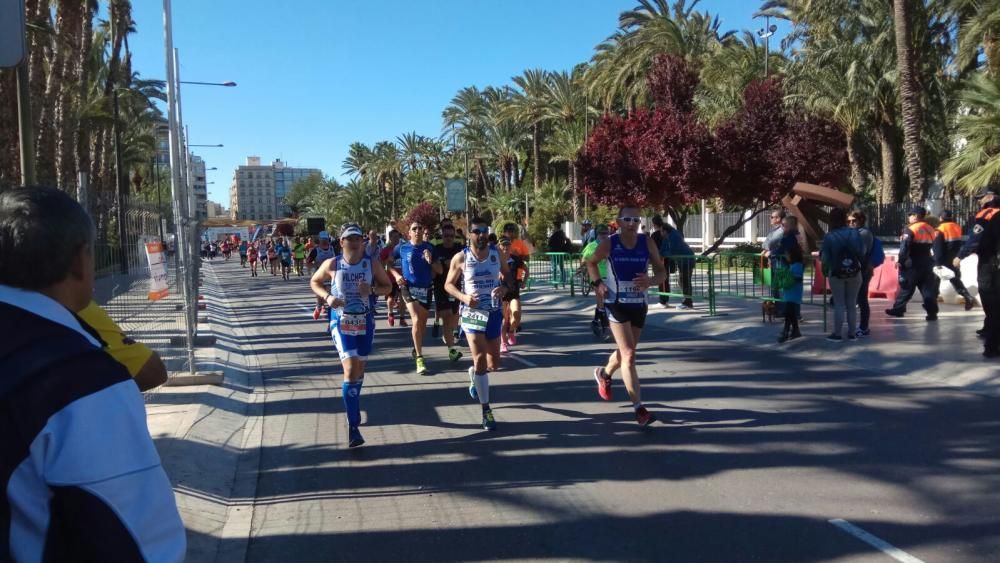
[208,259,1000,562]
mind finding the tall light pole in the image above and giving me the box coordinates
[755,15,777,78]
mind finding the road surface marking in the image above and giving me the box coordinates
[828,519,925,563]
[506,353,538,368]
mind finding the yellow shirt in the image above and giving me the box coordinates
[77,301,153,377]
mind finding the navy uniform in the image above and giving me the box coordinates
[886,206,939,320]
[957,189,1000,357]
[934,209,975,310]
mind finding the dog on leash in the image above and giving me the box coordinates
[762,300,777,323]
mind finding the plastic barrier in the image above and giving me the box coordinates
[868,255,899,301]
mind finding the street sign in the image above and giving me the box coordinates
[0,0,26,68]
[446,179,467,213]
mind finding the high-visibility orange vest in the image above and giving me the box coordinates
[907,221,936,244]
[976,208,1000,221]
[936,221,963,242]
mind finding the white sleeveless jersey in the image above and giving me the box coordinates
[314,246,337,264]
[462,246,501,310]
[332,255,374,314]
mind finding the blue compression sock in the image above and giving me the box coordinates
[342,381,363,428]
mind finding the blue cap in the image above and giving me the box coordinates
[318,230,331,240]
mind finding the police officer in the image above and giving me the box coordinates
[956,188,1000,357]
[886,206,939,320]
[936,209,975,310]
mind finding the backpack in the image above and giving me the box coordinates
[831,231,863,279]
[869,237,885,268]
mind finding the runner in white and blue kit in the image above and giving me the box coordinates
[445,217,512,431]
[585,206,667,427]
[309,231,339,321]
[310,224,393,448]
[390,222,436,375]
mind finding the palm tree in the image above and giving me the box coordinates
[506,69,552,193]
[942,72,1000,192]
[894,0,927,201]
[546,119,587,223]
[952,0,1000,75]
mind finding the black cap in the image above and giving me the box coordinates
[909,206,927,217]
[940,210,954,221]
[975,187,999,198]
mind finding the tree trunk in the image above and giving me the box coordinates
[55,0,85,192]
[570,162,579,224]
[876,121,900,204]
[845,132,865,194]
[27,0,47,141]
[532,122,542,193]
[0,69,18,187]
[34,1,68,187]
[75,2,96,199]
[893,0,926,202]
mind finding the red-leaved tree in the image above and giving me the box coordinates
[578,54,848,254]
[403,202,440,234]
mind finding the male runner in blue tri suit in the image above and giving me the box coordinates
[585,206,667,426]
[310,224,393,448]
[391,222,437,375]
[445,217,512,431]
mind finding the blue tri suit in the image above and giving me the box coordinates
[394,241,435,308]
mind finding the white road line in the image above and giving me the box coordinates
[506,353,538,368]
[828,519,925,563]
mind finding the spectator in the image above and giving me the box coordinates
[660,220,696,310]
[778,243,805,343]
[547,221,571,253]
[779,215,804,254]
[0,187,185,562]
[78,301,169,391]
[763,209,787,314]
[848,210,878,337]
[580,219,596,246]
[821,207,865,341]
[650,215,670,308]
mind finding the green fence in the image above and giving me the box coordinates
[519,251,826,325]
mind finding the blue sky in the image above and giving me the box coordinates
[128,1,785,206]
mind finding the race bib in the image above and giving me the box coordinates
[616,281,645,304]
[461,308,490,332]
[409,286,429,301]
[339,312,369,336]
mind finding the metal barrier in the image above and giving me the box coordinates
[647,255,718,316]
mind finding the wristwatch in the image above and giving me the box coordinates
[590,279,604,288]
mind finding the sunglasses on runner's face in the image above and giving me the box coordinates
[471,227,489,235]
[619,217,641,224]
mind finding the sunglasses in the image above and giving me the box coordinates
[470,227,489,235]
[619,217,641,223]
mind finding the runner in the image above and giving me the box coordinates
[279,239,293,281]
[432,222,463,363]
[304,237,316,275]
[445,217,511,431]
[379,230,407,328]
[310,224,393,448]
[500,223,530,346]
[293,237,306,276]
[585,207,667,427]
[308,232,339,320]
[221,240,232,261]
[390,222,436,375]
[581,224,611,339]
[238,239,248,267]
[365,229,382,259]
[257,241,268,274]
[267,241,279,276]
[247,243,259,277]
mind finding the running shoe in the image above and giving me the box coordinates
[501,340,509,353]
[348,426,365,448]
[312,306,321,321]
[508,332,517,346]
[468,366,478,399]
[855,328,870,338]
[676,303,692,310]
[594,367,612,401]
[388,313,395,327]
[449,348,463,362]
[635,406,656,427]
[482,409,497,431]
[826,333,843,342]
[416,356,428,375]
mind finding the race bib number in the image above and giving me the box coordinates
[409,286,429,302]
[616,281,645,304]
[339,312,369,336]
[461,308,490,332]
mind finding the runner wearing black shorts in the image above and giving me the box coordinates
[433,223,463,363]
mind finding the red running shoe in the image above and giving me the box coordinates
[312,306,321,321]
[388,313,395,327]
[635,406,656,427]
[594,367,612,401]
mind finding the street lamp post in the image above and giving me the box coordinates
[755,15,777,78]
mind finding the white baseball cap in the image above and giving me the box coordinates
[340,224,363,239]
